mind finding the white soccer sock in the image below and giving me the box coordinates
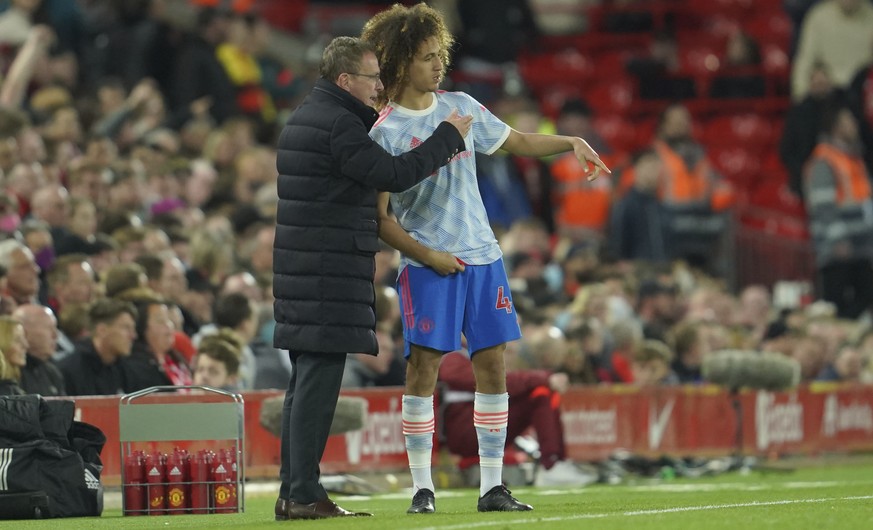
[474,392,509,496]
[402,394,435,493]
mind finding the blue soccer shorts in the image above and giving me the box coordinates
[395,257,522,358]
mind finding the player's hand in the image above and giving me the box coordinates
[425,249,465,275]
[572,137,611,181]
[444,108,472,138]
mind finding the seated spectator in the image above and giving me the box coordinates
[709,31,766,99]
[636,279,680,343]
[58,298,139,396]
[561,318,631,384]
[57,302,90,348]
[17,220,54,300]
[194,291,286,390]
[29,184,70,241]
[46,253,96,314]
[789,335,827,383]
[439,350,594,487]
[0,345,25,395]
[0,238,41,306]
[54,196,100,256]
[13,304,65,396]
[192,330,243,392]
[0,315,28,391]
[817,342,864,382]
[856,327,873,382]
[346,286,406,386]
[342,329,399,388]
[135,253,201,336]
[103,262,148,298]
[735,285,773,349]
[631,339,678,386]
[46,254,98,361]
[560,320,602,385]
[117,288,193,389]
[669,320,706,383]
[0,195,21,240]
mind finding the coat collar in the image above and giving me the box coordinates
[312,78,379,130]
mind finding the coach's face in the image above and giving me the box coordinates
[408,36,444,93]
[341,52,384,108]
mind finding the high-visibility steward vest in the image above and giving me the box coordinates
[807,143,871,204]
[655,140,735,210]
[803,142,873,266]
[550,151,612,233]
[617,142,734,210]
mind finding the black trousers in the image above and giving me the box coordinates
[278,351,347,503]
[820,258,873,319]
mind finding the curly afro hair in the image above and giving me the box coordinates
[360,3,453,109]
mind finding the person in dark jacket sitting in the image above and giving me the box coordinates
[271,36,470,521]
[13,304,65,396]
[58,298,138,396]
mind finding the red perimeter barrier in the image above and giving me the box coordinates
[70,384,873,485]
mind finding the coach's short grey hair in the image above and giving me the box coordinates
[320,36,377,83]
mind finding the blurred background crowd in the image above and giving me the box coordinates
[0,0,872,410]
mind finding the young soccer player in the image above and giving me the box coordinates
[362,3,610,514]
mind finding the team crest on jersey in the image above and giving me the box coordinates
[410,136,423,149]
[417,317,434,334]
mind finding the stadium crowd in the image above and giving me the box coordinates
[1,0,873,484]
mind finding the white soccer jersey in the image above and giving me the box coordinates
[370,90,511,269]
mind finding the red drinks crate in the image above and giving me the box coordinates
[119,386,245,516]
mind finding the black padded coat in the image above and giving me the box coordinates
[273,78,464,355]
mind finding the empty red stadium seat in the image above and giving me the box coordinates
[709,146,761,187]
[519,50,595,95]
[540,86,587,120]
[680,45,722,75]
[703,114,774,151]
[594,114,636,153]
[587,77,636,114]
[746,11,792,47]
[749,180,806,219]
[761,44,789,75]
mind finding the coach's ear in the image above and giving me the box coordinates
[336,73,353,93]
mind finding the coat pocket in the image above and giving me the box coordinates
[353,234,380,254]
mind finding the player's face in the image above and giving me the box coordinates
[407,36,444,93]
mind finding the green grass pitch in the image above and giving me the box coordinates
[9,461,873,529]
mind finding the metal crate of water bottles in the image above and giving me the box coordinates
[118,386,245,516]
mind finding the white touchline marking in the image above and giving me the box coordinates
[336,480,873,502]
[419,496,873,530]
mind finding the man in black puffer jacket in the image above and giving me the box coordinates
[272,36,470,521]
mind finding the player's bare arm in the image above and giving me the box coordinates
[500,129,611,181]
[376,192,465,276]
